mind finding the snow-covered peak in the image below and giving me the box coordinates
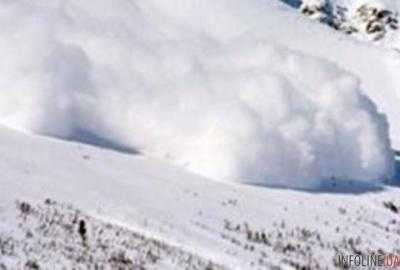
[1,1,400,268]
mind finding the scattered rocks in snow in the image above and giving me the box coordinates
[300,0,330,21]
[353,4,398,40]
[298,0,399,42]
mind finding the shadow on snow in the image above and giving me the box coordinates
[50,128,140,155]
[249,152,400,195]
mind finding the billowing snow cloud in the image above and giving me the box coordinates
[0,0,395,188]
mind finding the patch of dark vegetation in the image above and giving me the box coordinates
[221,198,238,207]
[283,258,312,270]
[108,252,136,269]
[221,218,399,270]
[338,207,346,215]
[0,199,224,270]
[0,236,15,256]
[18,201,32,214]
[384,201,399,214]
[25,260,40,270]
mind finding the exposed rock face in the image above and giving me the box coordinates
[299,0,399,42]
[300,0,331,21]
[353,4,398,40]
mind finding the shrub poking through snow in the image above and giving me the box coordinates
[383,201,399,213]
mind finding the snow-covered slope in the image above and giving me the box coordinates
[0,0,398,187]
[1,0,400,269]
[1,127,400,269]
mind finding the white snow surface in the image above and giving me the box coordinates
[1,126,400,269]
[0,0,398,188]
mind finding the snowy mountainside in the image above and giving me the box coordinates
[1,199,223,270]
[1,0,400,269]
[1,127,400,269]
